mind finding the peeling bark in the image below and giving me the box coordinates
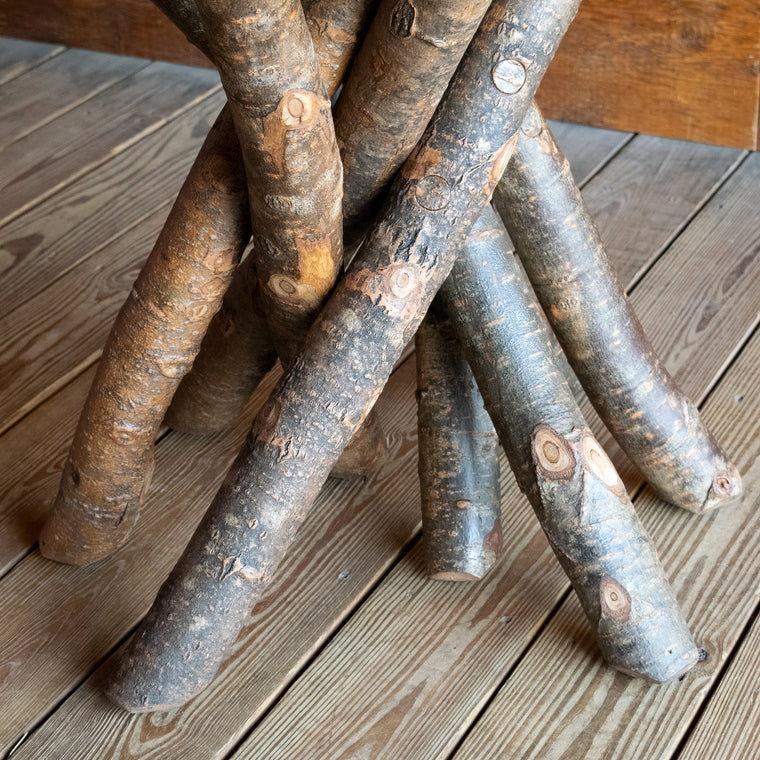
[416,300,501,581]
[39,107,251,566]
[494,102,742,513]
[106,0,579,711]
[439,206,699,682]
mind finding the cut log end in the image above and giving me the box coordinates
[429,570,482,582]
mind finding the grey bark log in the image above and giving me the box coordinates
[439,206,699,682]
[493,102,742,513]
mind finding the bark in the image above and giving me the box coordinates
[106,0,580,712]
[416,300,501,581]
[195,0,343,365]
[439,206,699,682]
[335,0,493,245]
[162,253,278,434]
[39,107,251,565]
[494,102,743,513]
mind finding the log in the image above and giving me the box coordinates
[439,205,699,682]
[416,300,500,581]
[335,0,493,245]
[162,0,385,476]
[493,102,743,514]
[39,106,250,565]
[105,0,581,712]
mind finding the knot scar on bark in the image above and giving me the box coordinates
[532,424,575,481]
[253,396,282,438]
[579,432,625,497]
[281,89,317,128]
[600,576,631,622]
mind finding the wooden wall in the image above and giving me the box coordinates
[1,0,758,148]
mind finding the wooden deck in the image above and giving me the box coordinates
[1,39,759,760]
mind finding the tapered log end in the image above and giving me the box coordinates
[39,470,138,566]
[700,461,743,514]
[329,408,387,479]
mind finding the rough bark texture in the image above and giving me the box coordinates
[335,0,493,245]
[439,206,699,682]
[106,0,580,712]
[416,300,501,581]
[39,107,250,565]
[195,0,343,365]
[162,254,278,435]
[494,102,743,513]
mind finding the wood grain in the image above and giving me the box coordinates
[0,204,171,434]
[537,0,760,149]
[582,135,745,288]
[0,123,626,758]
[453,324,760,760]
[221,153,760,760]
[0,0,210,68]
[0,90,224,319]
[0,36,64,85]
[0,60,220,228]
[677,610,760,760]
[0,48,148,150]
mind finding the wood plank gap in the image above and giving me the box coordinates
[0,38,65,86]
[626,150,752,295]
[443,586,575,760]
[0,349,101,438]
[0,72,222,230]
[1,618,144,760]
[0,54,153,152]
[670,601,760,760]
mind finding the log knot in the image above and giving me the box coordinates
[599,576,631,623]
[532,424,575,481]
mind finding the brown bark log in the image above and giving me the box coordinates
[416,300,501,581]
[494,102,743,514]
[195,0,343,365]
[39,107,250,565]
[335,0,493,245]
[162,0,385,476]
[162,253,278,434]
[106,0,580,712]
[439,206,699,682]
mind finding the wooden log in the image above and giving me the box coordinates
[39,106,250,565]
[439,205,699,682]
[416,300,500,581]
[105,0,581,712]
[162,0,386,476]
[335,0,493,245]
[493,102,743,514]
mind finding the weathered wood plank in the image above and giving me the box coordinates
[677,609,760,760]
[0,36,64,85]
[0,366,96,577]
[0,48,148,150]
[0,357,420,757]
[0,204,169,434]
[0,60,220,228]
[218,154,760,760]
[0,91,224,319]
[452,327,760,760]
[581,134,745,288]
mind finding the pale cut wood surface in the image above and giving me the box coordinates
[0,47,148,150]
[0,60,220,228]
[0,36,64,85]
[453,325,760,760]
[677,610,760,760]
[223,152,760,760]
[0,91,224,319]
